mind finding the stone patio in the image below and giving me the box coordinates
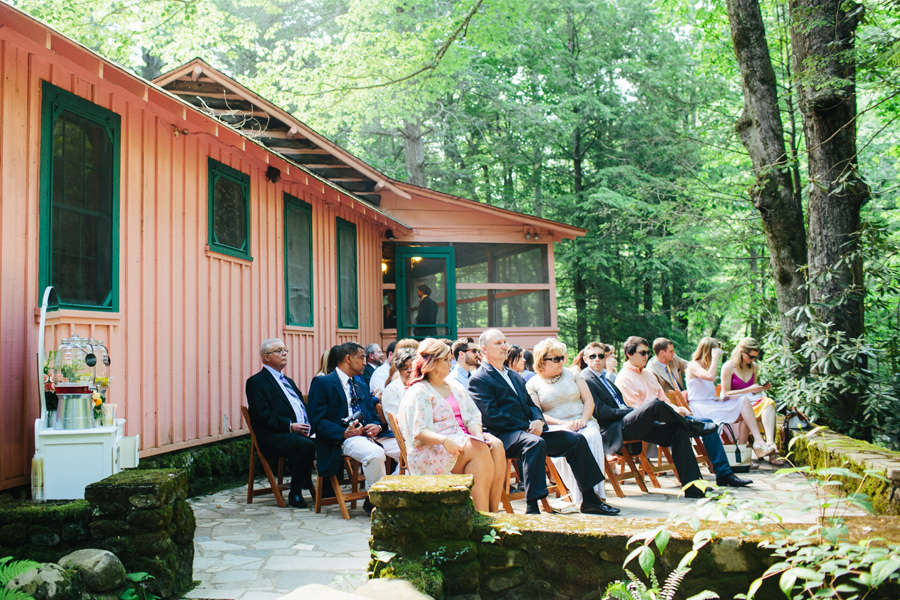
[186,461,864,600]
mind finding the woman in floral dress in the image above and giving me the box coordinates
[399,338,506,511]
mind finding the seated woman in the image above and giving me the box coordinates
[381,348,416,421]
[526,338,612,507]
[685,337,773,459]
[505,345,526,376]
[720,337,781,462]
[521,350,536,382]
[398,338,506,512]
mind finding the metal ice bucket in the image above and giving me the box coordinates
[54,394,96,430]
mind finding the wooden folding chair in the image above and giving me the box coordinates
[385,413,409,475]
[667,391,715,472]
[241,406,289,508]
[314,456,369,520]
[604,445,648,497]
[500,457,569,514]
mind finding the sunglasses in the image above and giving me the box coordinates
[586,353,603,360]
[636,350,651,357]
[744,351,759,361]
[544,356,566,363]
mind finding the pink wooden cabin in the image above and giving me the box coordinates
[0,4,584,491]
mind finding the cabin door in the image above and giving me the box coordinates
[395,247,457,341]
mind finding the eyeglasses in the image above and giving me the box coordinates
[265,349,288,355]
[636,350,651,357]
[586,353,603,360]
[544,356,566,363]
[744,351,759,361]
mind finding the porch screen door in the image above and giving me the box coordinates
[396,247,456,340]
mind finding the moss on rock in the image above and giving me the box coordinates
[138,436,251,497]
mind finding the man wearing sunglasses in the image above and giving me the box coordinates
[448,338,480,388]
[617,336,751,496]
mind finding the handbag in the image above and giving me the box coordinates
[718,422,752,474]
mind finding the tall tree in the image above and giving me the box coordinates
[725,0,808,347]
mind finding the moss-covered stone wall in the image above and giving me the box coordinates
[85,469,195,599]
[786,427,900,515]
[139,435,251,497]
[0,499,92,563]
[368,475,900,600]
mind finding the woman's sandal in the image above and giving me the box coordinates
[752,441,775,459]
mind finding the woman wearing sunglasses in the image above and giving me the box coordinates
[720,337,781,463]
[525,338,615,510]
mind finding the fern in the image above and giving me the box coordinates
[0,557,39,600]
[603,581,638,600]
[660,567,689,600]
[0,557,39,586]
[685,592,719,600]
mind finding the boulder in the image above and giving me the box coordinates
[7,563,83,600]
[58,549,126,592]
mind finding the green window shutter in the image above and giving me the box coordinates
[39,82,120,311]
[208,158,251,260]
[336,218,358,329]
[284,194,313,326]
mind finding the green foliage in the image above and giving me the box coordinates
[481,521,521,544]
[0,557,39,600]
[120,572,160,600]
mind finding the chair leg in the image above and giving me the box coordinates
[332,475,351,520]
[622,451,649,493]
[247,452,257,504]
[604,459,626,498]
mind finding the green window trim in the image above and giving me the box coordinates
[207,157,252,260]
[39,81,121,311]
[336,218,358,329]
[284,194,314,327]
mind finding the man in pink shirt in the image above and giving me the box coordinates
[617,336,751,492]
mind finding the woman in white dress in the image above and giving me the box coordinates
[526,338,609,505]
[685,337,773,459]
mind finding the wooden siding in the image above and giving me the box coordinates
[0,20,385,486]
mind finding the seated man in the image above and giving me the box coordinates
[448,337,480,388]
[616,336,751,493]
[363,343,384,388]
[646,337,688,397]
[245,338,316,508]
[308,341,386,514]
[467,328,619,516]
[580,341,715,498]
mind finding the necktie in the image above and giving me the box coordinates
[600,372,627,409]
[348,380,363,421]
[664,364,681,391]
[280,373,309,425]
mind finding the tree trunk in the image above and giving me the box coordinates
[726,0,808,346]
[401,121,426,186]
[573,125,588,349]
[791,0,869,421]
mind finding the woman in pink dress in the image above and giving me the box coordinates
[720,337,780,462]
[398,338,506,511]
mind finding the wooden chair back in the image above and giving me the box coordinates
[385,413,409,475]
[241,406,289,507]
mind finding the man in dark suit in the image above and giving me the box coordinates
[580,345,716,498]
[245,338,316,508]
[414,283,438,337]
[467,328,619,516]
[307,341,385,514]
[362,343,384,388]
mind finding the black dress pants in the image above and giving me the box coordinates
[496,429,604,502]
[259,432,316,496]
[620,399,702,484]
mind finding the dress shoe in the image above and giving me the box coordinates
[687,419,718,437]
[363,498,375,514]
[683,485,707,499]
[581,499,620,516]
[716,473,752,487]
[288,493,308,509]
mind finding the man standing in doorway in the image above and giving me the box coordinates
[414,283,438,337]
[245,338,316,508]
